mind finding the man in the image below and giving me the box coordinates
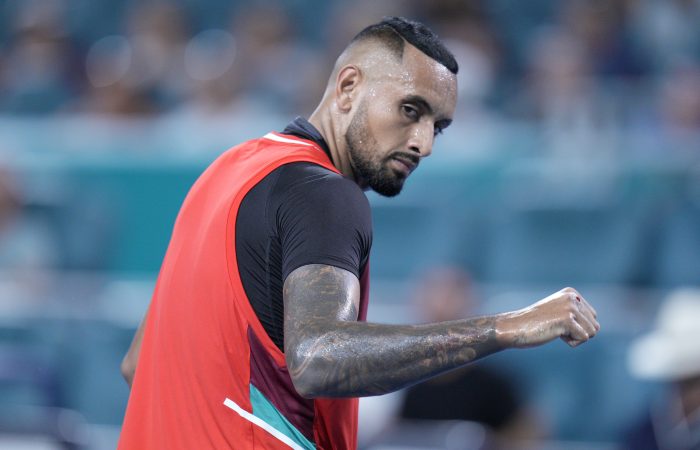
[119,17,599,450]
[625,288,700,450]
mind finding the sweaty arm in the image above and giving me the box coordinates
[284,265,599,398]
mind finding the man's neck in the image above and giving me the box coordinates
[308,111,358,184]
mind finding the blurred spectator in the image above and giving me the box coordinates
[508,25,620,160]
[180,28,239,115]
[76,1,191,117]
[658,64,700,138]
[163,26,286,154]
[628,62,700,161]
[558,0,648,78]
[0,169,57,271]
[228,3,323,115]
[122,1,190,108]
[165,27,241,122]
[80,39,159,117]
[624,288,700,450]
[630,0,700,73]
[515,27,594,121]
[399,266,544,448]
[0,169,20,232]
[0,0,83,115]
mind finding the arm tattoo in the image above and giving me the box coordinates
[283,264,504,398]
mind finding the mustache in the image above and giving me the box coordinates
[388,152,420,168]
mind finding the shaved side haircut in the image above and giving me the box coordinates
[350,16,459,75]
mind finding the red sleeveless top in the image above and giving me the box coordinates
[119,132,370,450]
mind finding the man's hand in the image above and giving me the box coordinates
[496,287,600,348]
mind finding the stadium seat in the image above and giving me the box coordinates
[653,197,700,287]
[369,200,454,280]
[481,200,654,286]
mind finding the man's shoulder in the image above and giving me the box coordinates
[275,162,367,204]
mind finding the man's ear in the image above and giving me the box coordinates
[335,65,361,113]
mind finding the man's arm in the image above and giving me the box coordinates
[121,306,149,388]
[284,264,599,398]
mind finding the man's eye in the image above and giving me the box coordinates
[433,126,444,137]
[401,105,419,120]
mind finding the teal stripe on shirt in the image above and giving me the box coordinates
[249,384,316,449]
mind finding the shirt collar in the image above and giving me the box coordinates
[280,117,332,159]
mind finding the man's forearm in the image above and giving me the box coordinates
[284,264,599,399]
[286,315,505,398]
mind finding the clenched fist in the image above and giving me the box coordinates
[497,287,600,348]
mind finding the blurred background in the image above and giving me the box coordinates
[1,0,699,448]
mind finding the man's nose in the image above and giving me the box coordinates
[407,121,434,158]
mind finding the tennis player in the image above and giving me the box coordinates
[118,17,599,450]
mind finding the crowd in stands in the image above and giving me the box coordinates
[1,2,699,448]
[1,0,698,159]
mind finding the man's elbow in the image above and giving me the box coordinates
[291,377,317,399]
[121,354,136,388]
[286,349,326,399]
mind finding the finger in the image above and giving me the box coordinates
[571,293,599,332]
[578,295,598,319]
[574,307,598,338]
[574,297,599,334]
[581,306,600,333]
[566,318,590,343]
[562,336,585,348]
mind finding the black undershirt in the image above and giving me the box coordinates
[235,118,372,351]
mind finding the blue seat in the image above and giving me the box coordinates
[369,201,454,280]
[653,199,700,287]
[59,319,134,425]
[61,164,202,273]
[0,321,88,448]
[482,201,653,285]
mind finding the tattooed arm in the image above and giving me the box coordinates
[283,264,599,398]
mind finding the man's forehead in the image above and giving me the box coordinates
[402,44,456,90]
[380,45,457,116]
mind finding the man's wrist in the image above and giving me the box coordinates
[493,311,520,349]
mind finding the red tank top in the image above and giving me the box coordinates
[118,132,370,450]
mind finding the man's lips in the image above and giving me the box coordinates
[390,155,419,176]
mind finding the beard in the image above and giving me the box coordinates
[345,103,408,197]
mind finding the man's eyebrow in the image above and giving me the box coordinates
[435,118,452,130]
[402,95,434,115]
[402,95,452,125]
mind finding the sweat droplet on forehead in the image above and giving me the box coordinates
[397,69,415,84]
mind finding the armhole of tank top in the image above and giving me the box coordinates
[262,165,285,240]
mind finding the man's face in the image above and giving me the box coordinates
[344,44,457,197]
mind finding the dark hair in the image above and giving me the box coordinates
[350,16,458,74]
